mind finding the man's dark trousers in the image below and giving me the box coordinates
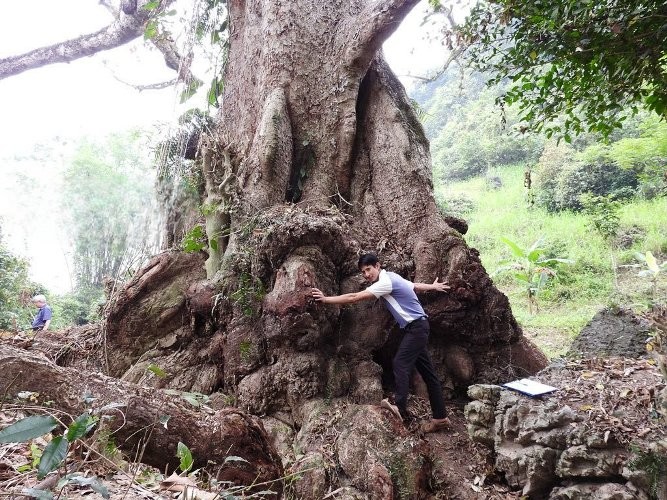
[393,318,446,420]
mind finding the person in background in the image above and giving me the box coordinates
[31,294,52,332]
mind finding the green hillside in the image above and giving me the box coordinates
[411,69,666,358]
[438,165,667,358]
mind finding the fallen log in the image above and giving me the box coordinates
[0,344,283,494]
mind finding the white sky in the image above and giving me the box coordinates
[0,0,447,293]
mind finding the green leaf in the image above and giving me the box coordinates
[21,489,53,500]
[159,415,171,429]
[181,393,202,407]
[37,436,69,479]
[527,248,543,263]
[66,413,97,442]
[207,77,224,107]
[536,271,549,292]
[180,80,202,104]
[0,415,59,443]
[210,238,219,251]
[142,0,160,10]
[645,251,659,273]
[30,443,42,468]
[500,237,526,259]
[144,21,158,40]
[147,364,168,378]
[60,475,109,499]
[176,441,194,473]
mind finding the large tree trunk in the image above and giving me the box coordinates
[97,0,548,415]
[33,0,548,496]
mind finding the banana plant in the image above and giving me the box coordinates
[635,251,667,300]
[494,237,573,314]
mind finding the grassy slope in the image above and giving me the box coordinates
[437,165,667,358]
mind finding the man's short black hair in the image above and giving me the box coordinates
[358,253,379,269]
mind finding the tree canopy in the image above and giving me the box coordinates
[457,0,667,139]
[61,131,157,289]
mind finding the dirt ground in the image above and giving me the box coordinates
[567,307,652,359]
[1,309,664,499]
[0,398,519,500]
[419,401,520,500]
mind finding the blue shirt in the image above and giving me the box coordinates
[32,305,52,328]
[366,270,426,328]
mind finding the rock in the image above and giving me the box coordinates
[467,384,501,403]
[464,400,495,447]
[556,446,624,478]
[464,369,660,499]
[495,444,560,496]
[568,307,651,359]
[656,386,667,421]
[548,482,642,499]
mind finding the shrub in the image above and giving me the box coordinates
[536,143,639,212]
[437,193,476,218]
[50,287,104,329]
[0,235,42,331]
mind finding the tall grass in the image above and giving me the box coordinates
[437,165,667,358]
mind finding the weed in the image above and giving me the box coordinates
[628,448,667,499]
[239,340,254,363]
[230,272,266,317]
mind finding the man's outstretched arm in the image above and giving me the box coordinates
[413,278,450,293]
[311,288,376,305]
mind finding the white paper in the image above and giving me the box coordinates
[503,378,557,396]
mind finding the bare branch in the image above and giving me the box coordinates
[100,0,201,88]
[0,0,174,81]
[344,0,421,71]
[111,74,178,90]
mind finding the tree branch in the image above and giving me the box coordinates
[344,0,421,71]
[0,0,174,81]
[111,74,178,91]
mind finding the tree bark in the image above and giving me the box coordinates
[0,344,283,493]
[94,0,547,415]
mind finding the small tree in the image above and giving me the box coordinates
[635,251,667,301]
[494,237,573,314]
[61,131,157,290]
[581,194,621,288]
